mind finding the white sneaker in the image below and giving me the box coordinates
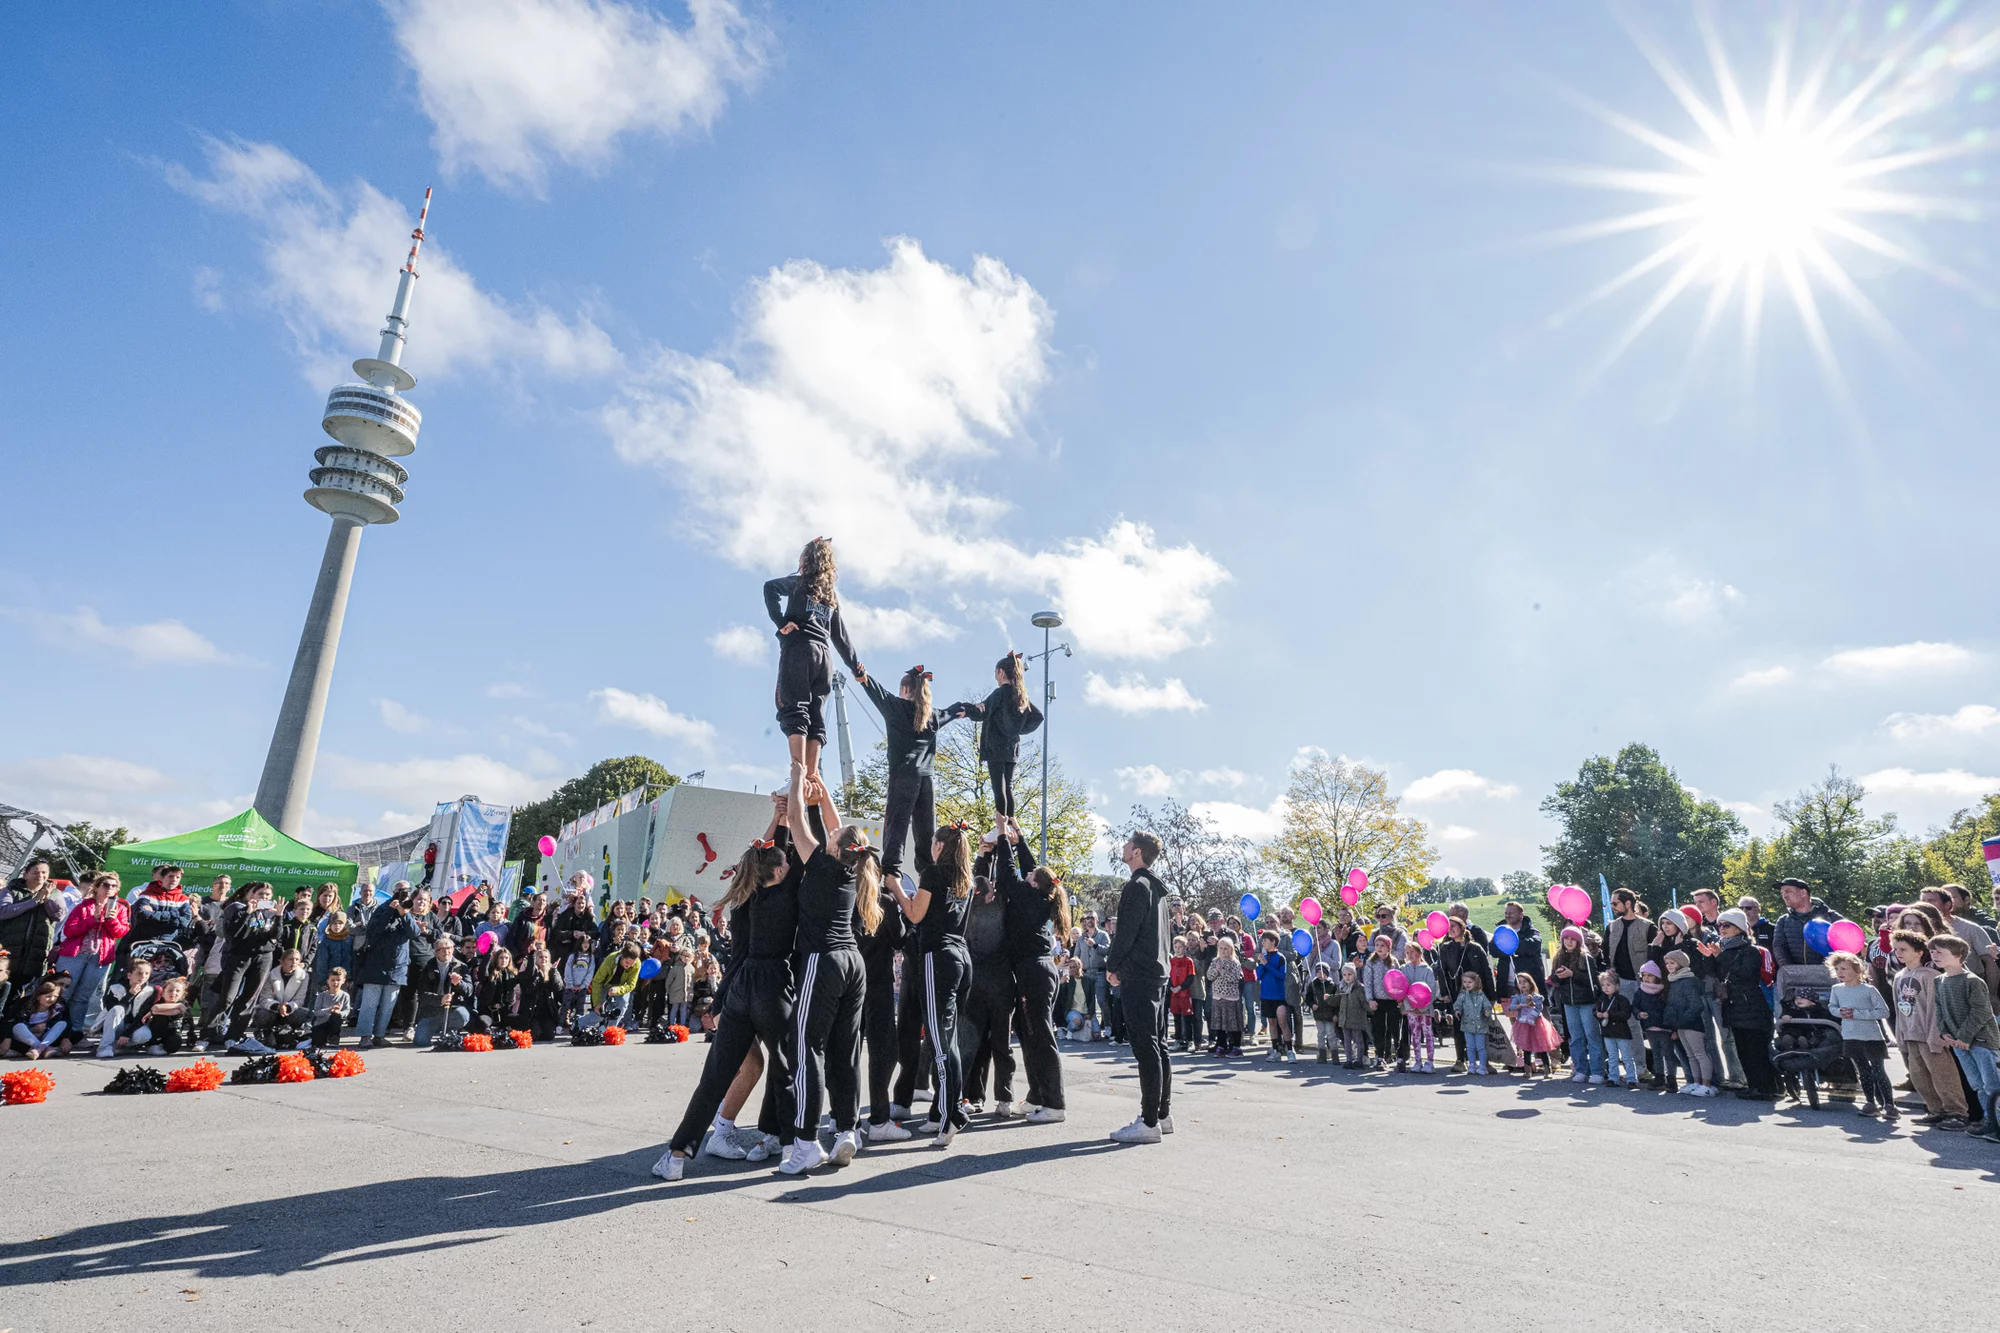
[933,1125,959,1149]
[1159,1115,1175,1135]
[1109,1117,1162,1144]
[995,1100,1024,1118]
[1587,1075,1604,1085]
[1677,1084,1700,1095]
[829,1129,860,1166]
[746,1134,779,1162]
[1025,1106,1066,1124]
[780,1139,829,1175]
[865,1118,913,1142]
[1286,1050,1299,1064]
[194,1041,212,1053]
[888,1102,914,1119]
[703,1128,748,1160]
[1570,1073,1588,1084]
[1265,1048,1281,1061]
[95,1047,117,1060]
[651,1150,684,1181]
[145,1044,166,1056]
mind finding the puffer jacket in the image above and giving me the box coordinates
[1772,899,1835,969]
[1718,936,1773,1028]
[357,905,421,987]
[126,888,197,950]
[1662,972,1706,1029]
[1546,951,1599,1008]
[1633,983,1671,1033]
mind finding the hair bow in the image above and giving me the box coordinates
[752,839,776,850]
[951,820,971,831]
[910,664,933,680]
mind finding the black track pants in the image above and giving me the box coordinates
[730,960,799,1142]
[892,948,931,1108]
[1012,954,1064,1110]
[793,948,865,1135]
[960,957,1015,1105]
[863,950,900,1123]
[774,638,830,744]
[987,760,1017,819]
[1120,978,1172,1126]
[668,1008,761,1154]
[881,771,935,880]
[923,946,972,1128]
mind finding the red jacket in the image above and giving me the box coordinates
[59,897,130,964]
[1169,956,1195,1015]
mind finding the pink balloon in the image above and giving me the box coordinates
[1415,930,1435,950]
[1383,969,1410,1000]
[1558,886,1593,925]
[1826,920,1867,954]
[1425,911,1449,938]
[1299,896,1323,926]
[537,835,556,857]
[1406,981,1433,1010]
[1346,868,1369,892]
[1546,883,1567,912]
[476,933,494,955]
[1339,884,1361,907]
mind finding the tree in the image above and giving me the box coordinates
[1763,767,1912,920]
[1111,799,1239,916]
[1412,875,1497,906]
[1262,754,1436,920]
[510,756,680,880]
[56,821,136,880]
[1539,743,1745,916]
[1919,792,2000,909]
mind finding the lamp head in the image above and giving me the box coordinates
[1031,610,1064,629]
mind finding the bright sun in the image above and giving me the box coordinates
[1550,4,1993,387]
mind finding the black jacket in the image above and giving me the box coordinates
[221,901,282,962]
[858,673,957,775]
[763,575,863,676]
[954,686,1044,766]
[1436,936,1494,998]
[1105,868,1170,984]
[1718,936,1772,1028]
[995,840,1058,960]
[1547,951,1600,1008]
[1489,919,1546,994]
[1772,899,1836,969]
[414,956,474,1009]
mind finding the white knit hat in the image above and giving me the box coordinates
[1717,909,1750,933]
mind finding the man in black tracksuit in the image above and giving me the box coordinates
[1106,832,1171,1142]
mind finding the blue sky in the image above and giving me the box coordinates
[3,1,1997,880]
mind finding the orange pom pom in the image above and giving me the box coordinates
[165,1059,226,1093]
[327,1050,366,1078]
[275,1053,316,1083]
[603,1025,626,1046]
[668,1024,690,1042]
[462,1032,494,1052]
[507,1030,533,1049]
[2,1068,55,1104]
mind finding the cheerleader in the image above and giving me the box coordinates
[993,815,1069,1122]
[855,664,963,881]
[858,830,909,1142]
[764,538,865,787]
[950,653,1043,819]
[886,822,976,1146]
[779,765,879,1174]
[653,800,801,1182]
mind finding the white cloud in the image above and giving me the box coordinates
[484,681,531,699]
[319,752,553,807]
[1437,824,1479,842]
[1857,767,2000,803]
[0,754,178,800]
[1197,767,1249,789]
[504,715,572,744]
[1882,704,2000,741]
[1660,577,1743,622]
[604,238,1228,659]
[841,601,958,650]
[166,137,618,385]
[590,686,716,747]
[1083,673,1207,714]
[1400,768,1520,803]
[388,0,768,193]
[707,624,770,666]
[0,754,244,841]
[1190,797,1286,842]
[1824,641,1974,678]
[12,606,235,666]
[1116,764,1177,797]
[377,698,432,734]
[1730,665,1794,690]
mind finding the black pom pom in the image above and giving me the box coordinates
[231,1055,280,1085]
[571,1026,605,1047]
[431,1031,468,1051]
[104,1066,168,1095]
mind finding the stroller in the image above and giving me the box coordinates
[1771,964,1853,1108]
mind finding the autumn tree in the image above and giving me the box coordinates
[1262,754,1436,921]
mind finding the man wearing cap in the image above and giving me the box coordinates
[1488,901,1545,998]
[1771,878,1835,969]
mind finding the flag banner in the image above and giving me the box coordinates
[446,800,513,898]
[1984,836,2000,890]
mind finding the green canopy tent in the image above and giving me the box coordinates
[105,808,357,901]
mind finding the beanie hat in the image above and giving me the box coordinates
[1660,909,1689,933]
[1639,961,1663,978]
[1559,926,1583,944]
[1718,909,1750,933]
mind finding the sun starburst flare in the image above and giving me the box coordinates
[1542,2,2000,396]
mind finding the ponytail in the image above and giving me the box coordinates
[1030,866,1070,937]
[904,665,935,734]
[933,824,975,900]
[997,652,1028,712]
[835,826,883,933]
[799,537,838,607]
[719,841,784,914]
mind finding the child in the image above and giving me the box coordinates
[1336,962,1370,1068]
[1169,937,1198,1051]
[11,981,70,1059]
[314,900,352,988]
[1257,932,1294,1062]
[1453,970,1493,1074]
[1633,961,1675,1091]
[95,958,156,1059]
[666,937,696,1031]
[1205,936,1244,1056]
[1889,930,1967,1127]
[1931,934,2000,1139]
[1662,950,1716,1096]
[560,946,596,1034]
[1594,968,1640,1089]
[1305,962,1340,1063]
[1400,941,1438,1074]
[311,967,351,1049]
[688,944,716,1033]
[1505,974,1559,1076]
[253,948,312,1052]
[145,975,195,1054]
[1054,956,1086,1043]
[1363,935,1405,1071]
[1774,986,1840,1108]
[1827,950,1896,1122]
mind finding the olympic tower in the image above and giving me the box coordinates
[252,190,432,836]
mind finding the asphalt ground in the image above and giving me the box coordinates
[4,1032,1997,1333]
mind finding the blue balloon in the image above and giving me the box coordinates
[1240,893,1261,921]
[1803,919,1832,955]
[639,958,662,981]
[1492,924,1520,956]
[1292,928,1314,957]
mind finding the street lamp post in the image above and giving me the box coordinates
[1028,610,1070,866]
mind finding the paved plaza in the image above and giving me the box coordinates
[5,1038,1996,1332]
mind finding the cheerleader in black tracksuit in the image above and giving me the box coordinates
[764,537,865,787]
[993,816,1070,1121]
[887,823,976,1146]
[779,769,877,1175]
[653,814,801,1182]
[951,653,1043,819]
[855,664,963,880]
[858,857,908,1140]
